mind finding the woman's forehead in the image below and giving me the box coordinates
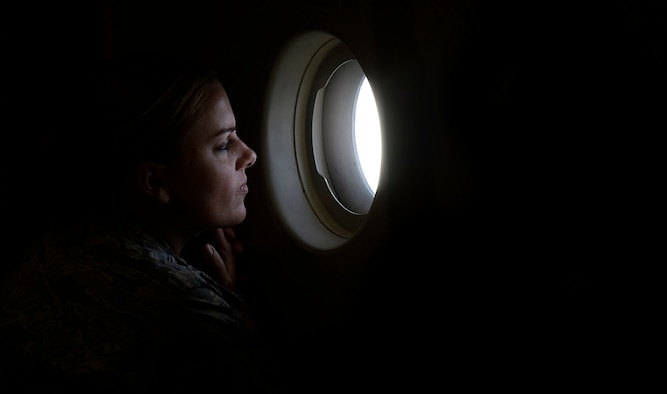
[186,84,236,141]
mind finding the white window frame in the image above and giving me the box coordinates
[262,30,382,251]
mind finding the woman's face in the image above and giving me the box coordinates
[165,82,257,232]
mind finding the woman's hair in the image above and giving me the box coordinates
[54,54,222,222]
[95,54,221,166]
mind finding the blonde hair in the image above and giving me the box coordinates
[56,54,223,221]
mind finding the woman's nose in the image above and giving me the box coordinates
[245,146,257,168]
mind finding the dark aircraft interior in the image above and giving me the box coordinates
[1,0,663,391]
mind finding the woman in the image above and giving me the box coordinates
[0,54,267,392]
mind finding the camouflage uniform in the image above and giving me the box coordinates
[0,221,256,392]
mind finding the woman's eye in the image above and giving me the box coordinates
[217,141,230,151]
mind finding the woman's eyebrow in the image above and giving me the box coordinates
[214,127,236,137]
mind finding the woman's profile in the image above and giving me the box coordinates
[0,54,271,392]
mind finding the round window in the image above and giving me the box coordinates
[262,31,382,251]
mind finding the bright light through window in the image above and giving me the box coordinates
[264,32,381,249]
[354,77,382,193]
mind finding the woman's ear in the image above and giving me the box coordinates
[136,161,170,204]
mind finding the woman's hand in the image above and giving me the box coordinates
[184,227,243,292]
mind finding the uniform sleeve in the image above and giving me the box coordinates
[0,236,265,393]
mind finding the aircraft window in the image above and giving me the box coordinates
[263,31,383,251]
[355,76,382,193]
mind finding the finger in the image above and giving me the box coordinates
[212,227,232,251]
[215,227,243,261]
[211,228,238,285]
[222,227,236,241]
[222,227,243,255]
[203,243,234,290]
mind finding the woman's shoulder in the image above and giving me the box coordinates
[0,219,246,338]
[2,220,235,306]
[0,219,252,391]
